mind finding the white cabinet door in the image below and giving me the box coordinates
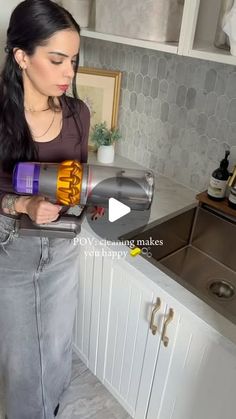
[135,297,177,419]
[96,256,158,418]
[146,304,236,419]
[73,234,103,368]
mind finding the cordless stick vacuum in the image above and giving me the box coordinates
[13,160,154,238]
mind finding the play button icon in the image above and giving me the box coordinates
[85,176,151,241]
[108,198,131,222]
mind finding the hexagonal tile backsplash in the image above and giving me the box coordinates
[83,38,236,191]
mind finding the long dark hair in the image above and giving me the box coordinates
[0,0,81,173]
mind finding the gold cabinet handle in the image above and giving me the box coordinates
[150,297,161,335]
[161,308,174,347]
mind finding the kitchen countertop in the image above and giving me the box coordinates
[84,152,236,347]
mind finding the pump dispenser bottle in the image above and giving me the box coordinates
[207,150,230,201]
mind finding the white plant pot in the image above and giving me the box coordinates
[62,0,91,27]
[97,145,115,164]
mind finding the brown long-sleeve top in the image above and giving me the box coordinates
[0,95,90,215]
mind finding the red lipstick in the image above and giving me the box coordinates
[57,85,69,92]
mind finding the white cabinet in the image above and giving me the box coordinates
[73,233,94,365]
[74,229,236,419]
[96,256,156,417]
[73,238,158,416]
[182,0,236,65]
[80,0,236,65]
[137,297,236,419]
[73,232,104,370]
[135,295,177,419]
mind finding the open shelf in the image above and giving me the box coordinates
[185,0,236,65]
[81,28,178,54]
[190,40,236,65]
[81,0,236,66]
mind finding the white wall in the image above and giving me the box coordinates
[0,0,20,69]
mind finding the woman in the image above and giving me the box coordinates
[0,1,90,418]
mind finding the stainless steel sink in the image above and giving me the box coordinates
[122,205,236,324]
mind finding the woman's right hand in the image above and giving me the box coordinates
[16,196,62,224]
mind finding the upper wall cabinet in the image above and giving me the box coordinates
[182,0,236,65]
[80,0,236,66]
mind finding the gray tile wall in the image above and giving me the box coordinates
[83,38,236,191]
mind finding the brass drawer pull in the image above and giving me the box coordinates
[161,308,174,347]
[150,297,161,335]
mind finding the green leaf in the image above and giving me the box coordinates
[90,121,122,146]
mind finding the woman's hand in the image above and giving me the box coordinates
[16,196,62,224]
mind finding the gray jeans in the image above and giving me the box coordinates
[0,214,80,419]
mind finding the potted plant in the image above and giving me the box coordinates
[91,121,122,164]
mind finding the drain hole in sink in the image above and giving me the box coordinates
[207,280,235,300]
